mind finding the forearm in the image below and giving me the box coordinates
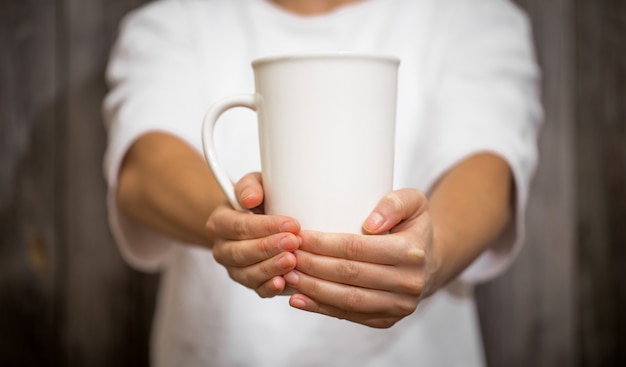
[116,132,225,247]
[427,152,513,291]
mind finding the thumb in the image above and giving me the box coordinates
[234,172,265,210]
[362,188,427,234]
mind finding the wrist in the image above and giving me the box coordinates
[422,223,464,298]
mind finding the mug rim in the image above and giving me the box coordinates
[251,52,400,67]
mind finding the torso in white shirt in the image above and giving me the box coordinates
[104,0,541,366]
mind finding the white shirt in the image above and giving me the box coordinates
[103,0,542,366]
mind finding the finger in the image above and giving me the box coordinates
[255,276,288,298]
[227,252,297,291]
[213,232,300,267]
[298,231,425,265]
[294,250,425,296]
[207,204,300,240]
[284,270,417,317]
[235,172,264,210]
[362,188,427,234]
[289,294,402,329]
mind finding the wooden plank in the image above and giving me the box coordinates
[575,0,626,365]
[475,0,577,366]
[56,0,157,366]
[0,0,60,365]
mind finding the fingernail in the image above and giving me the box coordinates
[284,271,299,285]
[408,248,425,261]
[365,211,384,231]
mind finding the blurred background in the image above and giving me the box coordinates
[0,0,624,366]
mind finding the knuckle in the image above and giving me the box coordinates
[232,216,250,237]
[263,217,279,234]
[306,277,320,298]
[405,248,425,266]
[259,236,274,259]
[386,192,406,213]
[257,281,281,299]
[297,251,314,273]
[370,318,397,329]
[337,261,360,282]
[256,288,272,299]
[259,259,275,280]
[393,297,418,316]
[344,236,365,259]
[205,218,217,237]
[395,238,414,263]
[398,274,425,296]
[342,287,363,311]
[230,245,247,266]
[207,205,228,234]
[211,245,222,263]
[239,270,258,290]
[211,242,227,264]
[404,238,425,264]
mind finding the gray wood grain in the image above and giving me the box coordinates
[575,0,626,365]
[1,0,156,366]
[56,0,156,366]
[0,0,60,364]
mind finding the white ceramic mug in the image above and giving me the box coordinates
[202,53,399,234]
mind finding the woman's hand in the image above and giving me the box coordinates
[207,154,510,322]
[283,189,441,328]
[206,173,301,298]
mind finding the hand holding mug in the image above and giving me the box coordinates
[284,188,437,328]
[203,53,401,300]
[207,173,301,298]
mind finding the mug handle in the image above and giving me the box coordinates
[201,94,258,211]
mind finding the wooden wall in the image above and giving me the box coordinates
[0,0,156,366]
[0,0,623,366]
[476,1,626,366]
[574,0,626,364]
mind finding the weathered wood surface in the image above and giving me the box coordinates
[574,0,626,365]
[1,0,624,366]
[477,0,626,366]
[0,0,156,366]
[58,0,157,366]
[0,0,59,364]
